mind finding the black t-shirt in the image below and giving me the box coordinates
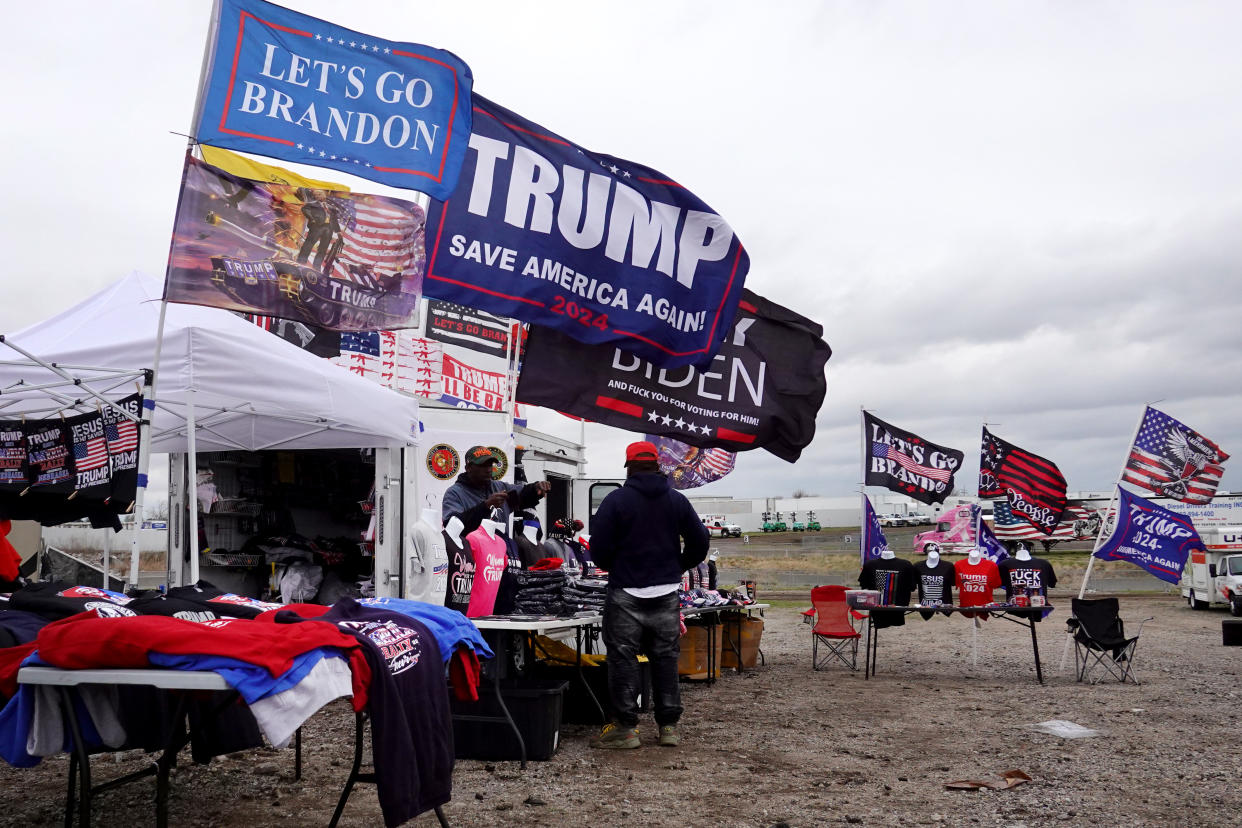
[444,531,474,614]
[7,581,136,620]
[913,559,956,620]
[998,556,1057,620]
[163,581,282,619]
[128,593,224,623]
[859,556,917,628]
[312,599,452,826]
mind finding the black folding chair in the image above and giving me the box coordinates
[1067,598,1152,685]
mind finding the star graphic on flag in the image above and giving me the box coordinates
[371,45,380,52]
[330,155,337,160]
[660,414,672,426]
[700,424,712,436]
[315,34,322,40]
[609,164,620,174]
[349,41,356,48]
[308,146,316,154]
[319,151,326,157]
[623,171,632,178]
[327,36,335,44]
[647,411,658,423]
[674,417,686,430]
[384,47,391,54]
[297,143,303,150]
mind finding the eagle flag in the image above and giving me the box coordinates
[862,413,963,506]
[424,95,749,369]
[978,427,1068,536]
[1121,406,1229,505]
[1094,487,1202,584]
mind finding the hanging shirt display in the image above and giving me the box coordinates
[858,556,917,628]
[913,558,956,620]
[407,514,449,607]
[998,556,1057,620]
[954,557,1002,617]
[464,525,507,618]
[443,530,474,614]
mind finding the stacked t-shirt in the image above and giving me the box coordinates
[859,556,917,628]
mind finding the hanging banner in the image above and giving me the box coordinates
[424,95,750,368]
[425,300,518,358]
[102,394,143,506]
[165,155,426,331]
[67,412,112,499]
[648,435,736,490]
[440,354,508,412]
[23,421,74,495]
[862,413,963,506]
[516,290,829,463]
[195,0,473,199]
[200,146,349,191]
[1094,487,1201,584]
[0,422,27,493]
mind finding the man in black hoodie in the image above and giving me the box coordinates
[589,441,709,749]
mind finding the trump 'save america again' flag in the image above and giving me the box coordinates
[1094,487,1201,585]
[1121,406,1229,505]
[862,413,964,506]
[979,427,1067,535]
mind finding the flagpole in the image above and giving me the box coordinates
[860,407,867,568]
[1059,405,1148,673]
[1076,406,1148,599]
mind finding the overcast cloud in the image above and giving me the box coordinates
[2,1,1238,500]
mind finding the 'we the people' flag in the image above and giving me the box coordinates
[1121,406,1229,505]
[425,95,750,368]
[992,501,1099,543]
[978,427,1067,535]
[194,0,473,199]
[1094,487,1202,584]
[862,413,964,506]
[861,495,888,567]
[165,156,425,331]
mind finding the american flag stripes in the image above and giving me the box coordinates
[979,427,1068,535]
[73,436,109,472]
[104,419,138,454]
[328,198,424,288]
[1121,406,1229,505]
[649,435,737,490]
[871,442,952,483]
[992,500,1096,542]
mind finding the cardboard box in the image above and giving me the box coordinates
[721,616,764,669]
[677,624,722,680]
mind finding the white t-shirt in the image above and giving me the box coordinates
[624,583,680,598]
[408,517,449,606]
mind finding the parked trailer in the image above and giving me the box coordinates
[1180,526,1242,614]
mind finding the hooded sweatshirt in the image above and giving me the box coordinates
[589,472,709,589]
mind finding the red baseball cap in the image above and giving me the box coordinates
[624,441,659,465]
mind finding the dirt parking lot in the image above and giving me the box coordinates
[3,593,1240,827]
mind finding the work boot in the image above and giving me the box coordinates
[591,722,639,749]
[657,724,680,747]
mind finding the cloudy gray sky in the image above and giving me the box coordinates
[3,1,1239,499]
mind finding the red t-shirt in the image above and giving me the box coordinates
[954,558,1001,614]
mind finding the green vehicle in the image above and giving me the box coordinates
[773,512,788,532]
[761,511,777,533]
[806,511,821,531]
[791,511,806,532]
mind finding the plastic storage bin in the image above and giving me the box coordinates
[450,679,568,761]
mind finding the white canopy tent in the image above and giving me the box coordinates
[0,272,420,585]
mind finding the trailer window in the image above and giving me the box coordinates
[589,483,620,517]
[1229,558,1242,576]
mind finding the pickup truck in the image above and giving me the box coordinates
[701,516,742,538]
[904,513,932,526]
[879,514,908,528]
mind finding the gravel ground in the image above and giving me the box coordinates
[3,593,1240,827]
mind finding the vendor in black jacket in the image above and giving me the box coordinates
[589,441,709,750]
[441,446,550,534]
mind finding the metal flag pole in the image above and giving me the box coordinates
[185,389,201,585]
[126,371,157,590]
[1058,405,1148,672]
[859,407,868,569]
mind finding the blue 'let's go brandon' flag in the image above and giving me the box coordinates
[424,95,750,369]
[195,0,473,199]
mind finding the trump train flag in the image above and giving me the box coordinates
[165,155,425,331]
[1094,487,1202,585]
[974,507,1009,564]
[862,413,964,506]
[424,95,750,369]
[515,290,830,463]
[978,427,1068,536]
[1121,406,1229,505]
[194,0,472,199]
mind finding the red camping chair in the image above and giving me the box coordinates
[807,585,862,671]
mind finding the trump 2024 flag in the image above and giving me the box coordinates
[425,95,750,369]
[1094,487,1201,584]
[195,0,473,199]
[861,495,888,567]
[862,413,964,506]
[1121,406,1229,505]
[978,427,1068,536]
